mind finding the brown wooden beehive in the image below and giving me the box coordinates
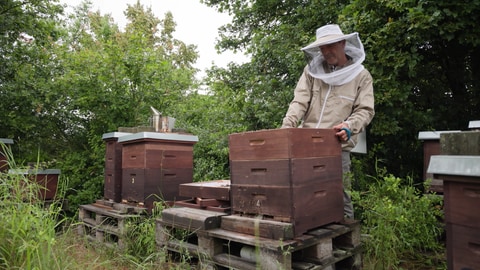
[118,132,198,210]
[9,169,61,200]
[229,128,344,236]
[102,132,131,203]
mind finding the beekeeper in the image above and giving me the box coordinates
[281,24,375,219]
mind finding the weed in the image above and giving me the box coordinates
[352,163,445,270]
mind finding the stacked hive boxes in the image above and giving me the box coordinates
[228,128,344,236]
[428,130,480,269]
[102,132,132,202]
[117,132,198,211]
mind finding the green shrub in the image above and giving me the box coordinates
[353,172,445,269]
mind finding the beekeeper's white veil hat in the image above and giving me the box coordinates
[302,24,366,85]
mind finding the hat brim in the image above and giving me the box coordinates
[301,32,357,51]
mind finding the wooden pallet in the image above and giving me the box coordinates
[77,199,147,248]
[156,207,362,270]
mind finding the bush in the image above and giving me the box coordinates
[353,172,445,269]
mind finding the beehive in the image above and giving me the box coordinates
[229,128,344,236]
[102,132,131,202]
[428,154,480,269]
[118,132,198,210]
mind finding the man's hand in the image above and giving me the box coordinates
[333,122,351,141]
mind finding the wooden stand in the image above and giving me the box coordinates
[78,199,147,248]
[156,207,362,270]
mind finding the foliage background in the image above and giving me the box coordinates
[1,0,479,217]
[3,0,475,268]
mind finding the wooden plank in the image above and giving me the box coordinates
[221,214,294,240]
[155,216,362,270]
[179,180,231,201]
[160,207,228,230]
[195,197,223,207]
[80,204,139,219]
[165,239,202,257]
[205,228,297,251]
[213,253,257,270]
[173,199,231,213]
[301,245,363,270]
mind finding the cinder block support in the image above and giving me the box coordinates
[259,248,292,270]
[304,238,333,261]
[197,231,222,258]
[155,220,170,247]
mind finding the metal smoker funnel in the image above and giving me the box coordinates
[150,106,162,132]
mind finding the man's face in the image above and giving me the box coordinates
[320,40,346,66]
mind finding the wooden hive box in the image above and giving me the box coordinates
[229,128,344,236]
[428,155,480,270]
[9,169,61,200]
[418,131,460,193]
[229,128,341,160]
[118,132,198,210]
[102,132,131,203]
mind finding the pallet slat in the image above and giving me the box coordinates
[160,207,228,230]
[221,214,294,240]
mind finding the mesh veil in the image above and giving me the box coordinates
[302,32,366,86]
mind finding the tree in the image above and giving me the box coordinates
[202,0,480,181]
[1,0,199,210]
[341,0,480,178]
[0,0,65,161]
[54,0,199,208]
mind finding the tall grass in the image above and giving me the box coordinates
[352,162,446,270]
[0,144,70,269]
